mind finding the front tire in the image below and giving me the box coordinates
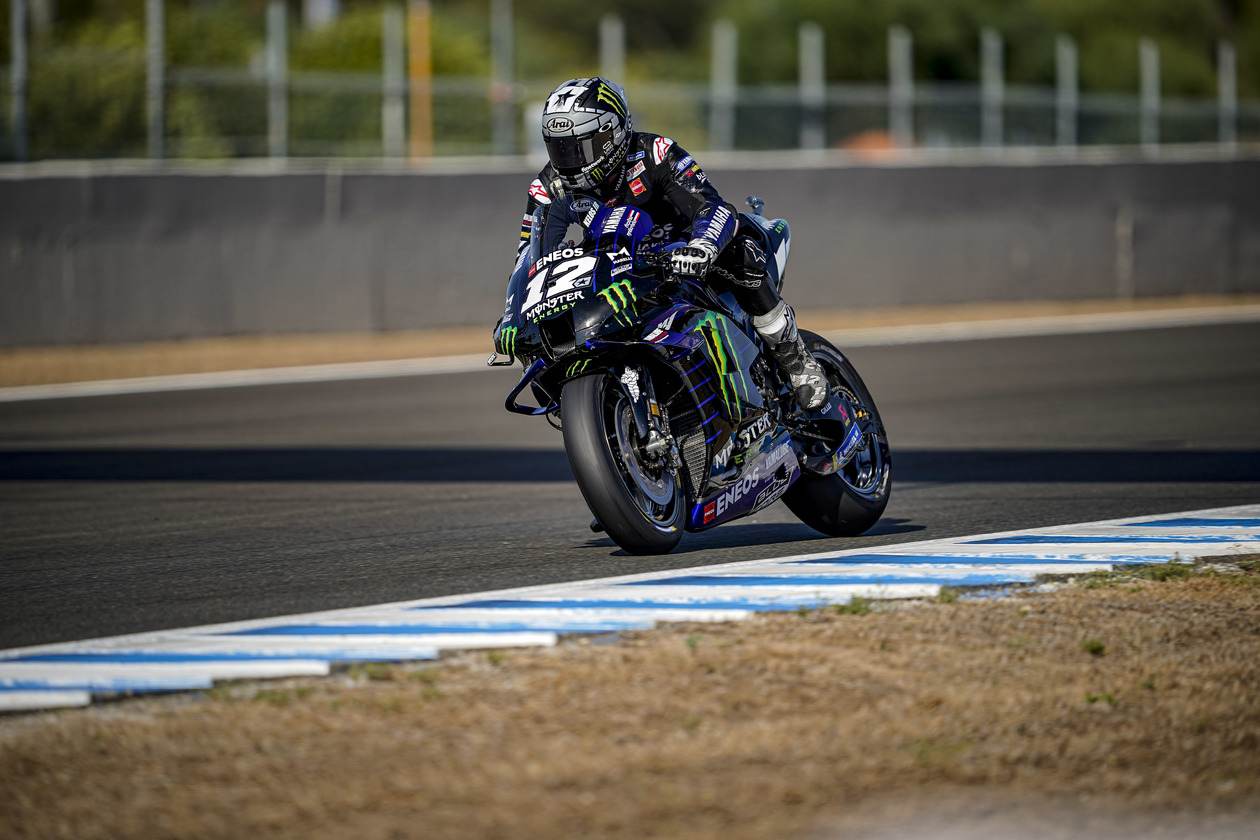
[782,331,892,537]
[561,373,684,555]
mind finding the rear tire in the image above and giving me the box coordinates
[782,331,892,537]
[562,374,684,555]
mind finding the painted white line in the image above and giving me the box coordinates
[3,503,1257,712]
[3,304,1258,404]
[826,303,1260,348]
[0,691,92,711]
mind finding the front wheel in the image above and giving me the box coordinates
[561,373,684,555]
[782,331,892,537]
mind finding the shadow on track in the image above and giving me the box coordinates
[1,448,1258,483]
[583,518,925,556]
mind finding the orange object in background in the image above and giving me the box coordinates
[840,130,900,159]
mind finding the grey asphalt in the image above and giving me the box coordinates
[2,322,1259,650]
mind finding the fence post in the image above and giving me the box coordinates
[1055,34,1077,148]
[408,0,433,158]
[266,0,288,158]
[798,22,825,151]
[887,26,913,148]
[490,0,515,155]
[146,0,165,159]
[10,0,28,162]
[381,5,406,158]
[981,27,1003,147]
[1139,38,1160,153]
[599,14,625,83]
[709,19,736,151]
[1218,41,1237,151]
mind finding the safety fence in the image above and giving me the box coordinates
[4,2,1258,162]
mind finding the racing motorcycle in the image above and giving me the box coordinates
[489,197,891,555]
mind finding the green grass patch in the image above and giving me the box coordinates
[1081,638,1107,657]
[833,597,872,616]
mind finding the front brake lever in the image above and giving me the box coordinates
[486,352,515,367]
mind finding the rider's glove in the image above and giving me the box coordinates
[669,240,718,278]
[493,318,519,357]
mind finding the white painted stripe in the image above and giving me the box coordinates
[0,690,92,711]
[0,661,331,683]
[3,305,1257,403]
[825,304,1260,348]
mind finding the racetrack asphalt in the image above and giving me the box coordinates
[2,321,1259,650]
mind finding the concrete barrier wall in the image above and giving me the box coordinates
[2,156,1258,347]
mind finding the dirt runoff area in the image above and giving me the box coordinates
[3,559,1260,840]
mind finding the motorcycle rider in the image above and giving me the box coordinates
[493,77,828,411]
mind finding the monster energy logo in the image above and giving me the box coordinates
[692,312,750,418]
[596,83,626,117]
[565,358,591,377]
[597,278,638,326]
[499,325,518,356]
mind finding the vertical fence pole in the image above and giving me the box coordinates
[266,0,288,158]
[798,22,825,151]
[1139,38,1160,153]
[381,4,405,158]
[980,27,1004,147]
[887,26,913,148]
[1218,40,1237,151]
[146,0,165,159]
[490,0,514,155]
[10,0,28,162]
[709,19,736,151]
[599,14,625,82]
[1055,34,1077,149]
[408,0,433,158]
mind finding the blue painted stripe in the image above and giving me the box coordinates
[0,676,212,691]
[225,621,648,636]
[687,375,713,392]
[696,393,717,410]
[1129,517,1260,528]
[792,553,1168,567]
[704,430,722,445]
[621,573,1028,587]
[683,360,707,377]
[5,651,437,664]
[700,411,719,427]
[416,598,827,612]
[968,534,1256,545]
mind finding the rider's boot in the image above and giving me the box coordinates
[753,301,828,411]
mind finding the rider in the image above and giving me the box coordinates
[493,77,828,411]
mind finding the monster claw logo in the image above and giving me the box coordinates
[692,312,750,418]
[597,278,638,326]
[565,358,591,377]
[499,325,518,356]
[596,82,626,117]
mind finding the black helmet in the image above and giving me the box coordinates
[541,77,633,193]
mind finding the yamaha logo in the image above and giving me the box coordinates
[545,117,573,132]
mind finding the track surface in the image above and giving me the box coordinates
[3,323,1259,649]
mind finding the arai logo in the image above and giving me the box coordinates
[545,117,573,133]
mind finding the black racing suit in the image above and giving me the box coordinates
[507,131,781,320]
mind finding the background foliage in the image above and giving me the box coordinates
[2,0,1257,158]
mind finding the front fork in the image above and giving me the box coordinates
[620,364,678,471]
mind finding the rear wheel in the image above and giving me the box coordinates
[561,373,684,555]
[782,331,892,536]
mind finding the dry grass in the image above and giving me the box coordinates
[2,559,1259,839]
[3,294,1255,386]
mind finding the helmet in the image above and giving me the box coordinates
[540,77,633,194]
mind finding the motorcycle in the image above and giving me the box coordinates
[489,197,891,555]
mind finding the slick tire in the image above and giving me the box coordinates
[562,373,684,555]
[782,331,892,537]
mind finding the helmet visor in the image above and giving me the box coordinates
[544,127,617,175]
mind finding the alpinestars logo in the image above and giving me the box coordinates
[652,136,674,165]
